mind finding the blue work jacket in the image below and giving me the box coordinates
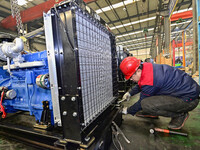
[128,63,200,115]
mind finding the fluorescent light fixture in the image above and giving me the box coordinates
[17,0,27,6]
[116,28,154,38]
[172,8,193,14]
[110,16,156,30]
[129,45,151,50]
[95,0,139,14]
[171,30,184,34]
[126,41,152,47]
[117,36,152,44]
[17,0,33,6]
[171,20,192,27]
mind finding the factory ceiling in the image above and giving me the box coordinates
[0,0,193,52]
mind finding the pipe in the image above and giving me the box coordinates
[11,38,24,53]
[24,27,44,39]
[0,44,7,61]
[7,57,11,74]
[1,38,24,58]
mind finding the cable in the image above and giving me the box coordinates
[0,89,6,118]
[112,126,122,150]
[112,133,121,150]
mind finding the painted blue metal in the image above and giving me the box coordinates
[0,51,54,124]
[0,67,9,80]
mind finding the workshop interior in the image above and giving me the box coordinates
[0,0,200,150]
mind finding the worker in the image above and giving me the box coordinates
[120,56,199,130]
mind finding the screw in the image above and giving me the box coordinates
[63,111,67,116]
[61,96,65,101]
[73,112,77,117]
[71,97,76,101]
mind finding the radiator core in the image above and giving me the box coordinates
[75,11,114,126]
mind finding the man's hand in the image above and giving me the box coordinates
[122,92,131,101]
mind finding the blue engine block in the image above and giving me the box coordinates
[0,51,54,125]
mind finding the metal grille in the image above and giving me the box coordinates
[75,11,114,126]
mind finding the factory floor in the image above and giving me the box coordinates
[109,93,200,150]
[0,94,200,150]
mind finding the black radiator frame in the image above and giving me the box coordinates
[51,0,119,145]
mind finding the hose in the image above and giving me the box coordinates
[0,89,6,118]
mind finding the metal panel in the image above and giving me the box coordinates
[43,11,61,126]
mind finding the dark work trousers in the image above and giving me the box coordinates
[141,96,199,117]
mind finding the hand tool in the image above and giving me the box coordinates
[150,127,188,136]
[117,98,127,104]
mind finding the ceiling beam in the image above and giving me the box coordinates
[107,1,191,25]
[170,10,192,21]
[84,0,97,3]
[0,0,65,29]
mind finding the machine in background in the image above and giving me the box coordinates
[0,0,122,149]
[116,45,134,98]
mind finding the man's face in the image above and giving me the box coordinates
[130,69,142,83]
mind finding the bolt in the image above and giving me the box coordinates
[63,111,67,116]
[73,112,77,117]
[61,96,65,101]
[71,97,76,101]
[77,87,81,90]
[85,137,90,142]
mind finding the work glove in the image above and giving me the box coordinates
[122,92,131,101]
[122,107,128,115]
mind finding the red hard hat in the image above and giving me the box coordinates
[120,57,141,80]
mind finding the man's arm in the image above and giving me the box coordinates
[129,84,141,96]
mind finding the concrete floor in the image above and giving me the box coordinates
[110,93,200,150]
[0,137,36,150]
[0,93,200,150]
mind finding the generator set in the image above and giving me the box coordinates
[0,50,51,122]
[0,1,122,149]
